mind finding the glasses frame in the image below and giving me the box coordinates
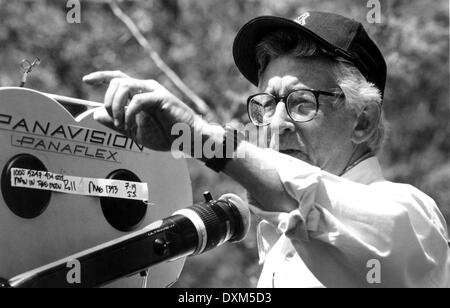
[247,88,345,126]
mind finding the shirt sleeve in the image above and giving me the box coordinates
[265,150,450,288]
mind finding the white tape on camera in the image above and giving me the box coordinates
[10,168,149,202]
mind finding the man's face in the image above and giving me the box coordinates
[258,55,355,175]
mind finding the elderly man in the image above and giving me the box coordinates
[83,12,450,288]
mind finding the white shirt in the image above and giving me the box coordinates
[254,151,450,288]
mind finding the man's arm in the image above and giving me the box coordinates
[84,71,298,214]
[200,125,298,213]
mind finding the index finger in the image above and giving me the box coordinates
[82,71,129,85]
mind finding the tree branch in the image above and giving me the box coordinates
[108,0,214,119]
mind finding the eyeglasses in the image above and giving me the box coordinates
[247,89,345,126]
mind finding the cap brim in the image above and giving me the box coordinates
[233,16,342,86]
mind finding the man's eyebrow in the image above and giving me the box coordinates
[278,83,313,94]
[289,83,342,93]
[262,81,341,95]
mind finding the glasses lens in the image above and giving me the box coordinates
[248,94,276,126]
[287,90,318,122]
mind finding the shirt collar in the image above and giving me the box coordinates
[341,157,385,185]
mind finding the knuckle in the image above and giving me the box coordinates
[120,81,131,90]
[146,79,159,88]
[110,77,121,86]
[130,94,144,105]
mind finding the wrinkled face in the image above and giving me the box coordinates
[259,55,355,175]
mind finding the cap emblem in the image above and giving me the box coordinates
[295,12,310,26]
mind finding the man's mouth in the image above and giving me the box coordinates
[280,149,300,155]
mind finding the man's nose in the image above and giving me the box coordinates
[269,101,296,134]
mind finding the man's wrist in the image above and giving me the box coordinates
[202,125,241,172]
[176,117,242,172]
[199,122,226,153]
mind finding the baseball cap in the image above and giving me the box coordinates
[233,11,387,96]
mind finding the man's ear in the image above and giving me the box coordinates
[351,102,381,145]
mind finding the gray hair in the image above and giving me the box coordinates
[256,30,387,153]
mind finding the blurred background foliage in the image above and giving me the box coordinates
[0,0,448,287]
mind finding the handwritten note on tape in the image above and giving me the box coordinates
[10,168,149,202]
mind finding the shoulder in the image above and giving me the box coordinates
[371,180,448,237]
